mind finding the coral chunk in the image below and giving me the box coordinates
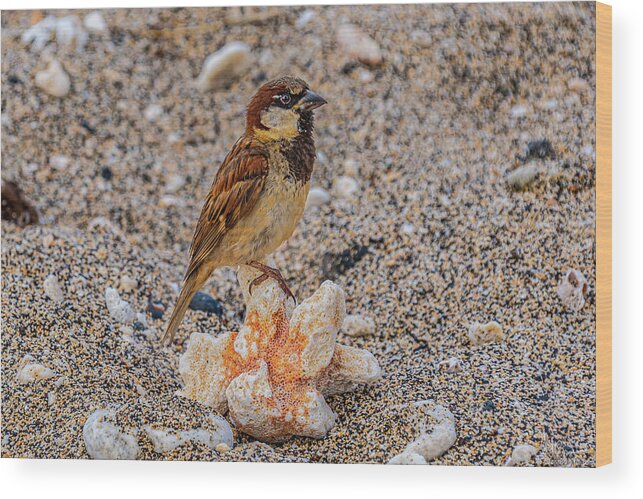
[178,265,382,442]
[557,269,588,311]
[387,401,457,464]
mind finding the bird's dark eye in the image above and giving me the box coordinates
[279,94,292,106]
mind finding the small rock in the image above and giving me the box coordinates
[482,400,495,412]
[159,195,184,208]
[21,16,57,50]
[147,300,166,320]
[439,357,462,373]
[189,292,224,316]
[388,452,427,465]
[105,287,136,324]
[387,402,457,464]
[410,29,432,48]
[83,409,140,460]
[1,179,39,226]
[84,11,108,33]
[400,222,415,235]
[50,155,69,170]
[343,314,376,337]
[144,104,163,123]
[526,139,555,160]
[44,274,64,303]
[144,416,233,454]
[557,269,588,311]
[296,9,316,29]
[337,23,383,67]
[55,16,88,48]
[344,159,360,176]
[468,321,504,345]
[164,174,186,193]
[333,175,359,199]
[505,444,538,466]
[215,442,231,453]
[305,187,330,208]
[567,77,589,93]
[16,355,56,384]
[195,42,253,92]
[119,275,138,292]
[42,234,55,248]
[507,163,540,190]
[35,60,71,97]
[510,104,528,118]
[47,392,57,405]
[100,167,113,180]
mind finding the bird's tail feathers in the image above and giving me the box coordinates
[162,269,205,345]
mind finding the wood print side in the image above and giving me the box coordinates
[595,1,612,467]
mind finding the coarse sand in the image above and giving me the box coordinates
[2,3,596,465]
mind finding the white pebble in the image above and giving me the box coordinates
[357,69,374,83]
[305,187,331,208]
[388,402,457,464]
[343,314,376,337]
[195,42,252,92]
[35,60,71,98]
[557,269,588,311]
[16,355,56,384]
[410,29,432,48]
[119,275,138,292]
[47,392,57,405]
[400,222,415,235]
[164,174,186,193]
[337,23,383,66]
[42,234,55,248]
[50,155,69,170]
[468,321,504,345]
[567,77,589,93]
[21,16,57,50]
[83,409,140,460]
[296,9,316,29]
[388,451,427,465]
[344,159,360,176]
[333,175,359,199]
[159,195,185,208]
[44,274,64,303]
[510,104,528,118]
[84,11,108,33]
[507,163,540,190]
[144,104,163,123]
[439,357,462,373]
[144,415,233,454]
[505,444,538,466]
[55,16,88,48]
[105,287,136,324]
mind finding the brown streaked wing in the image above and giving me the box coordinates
[184,138,268,280]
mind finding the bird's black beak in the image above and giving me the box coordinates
[297,90,327,111]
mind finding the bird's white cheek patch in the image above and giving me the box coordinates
[260,108,299,138]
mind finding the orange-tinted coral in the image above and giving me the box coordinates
[178,265,381,442]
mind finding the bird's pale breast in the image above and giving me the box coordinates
[215,146,310,266]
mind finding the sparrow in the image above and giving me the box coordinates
[162,76,327,344]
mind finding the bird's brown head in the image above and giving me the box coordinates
[246,76,327,142]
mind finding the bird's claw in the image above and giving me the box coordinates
[246,262,296,303]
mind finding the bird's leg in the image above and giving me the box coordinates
[246,261,295,301]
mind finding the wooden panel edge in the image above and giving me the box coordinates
[595,1,612,468]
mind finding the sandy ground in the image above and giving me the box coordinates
[2,3,596,465]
